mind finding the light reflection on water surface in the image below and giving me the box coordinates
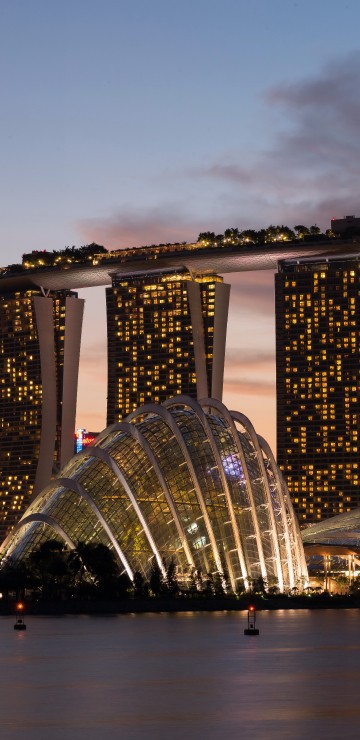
[0,609,359,740]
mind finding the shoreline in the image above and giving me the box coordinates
[2,594,360,616]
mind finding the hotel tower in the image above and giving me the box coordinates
[0,289,84,540]
[106,269,230,424]
[276,256,360,524]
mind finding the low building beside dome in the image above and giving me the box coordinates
[0,396,308,593]
[302,510,360,591]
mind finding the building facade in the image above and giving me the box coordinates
[276,257,360,524]
[106,269,230,424]
[331,215,360,236]
[0,289,84,540]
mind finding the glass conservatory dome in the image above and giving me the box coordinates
[0,396,308,593]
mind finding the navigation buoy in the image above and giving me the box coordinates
[244,605,259,635]
[14,602,26,631]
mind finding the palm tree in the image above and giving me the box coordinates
[294,225,310,239]
[240,229,258,244]
[197,232,216,244]
[224,228,240,244]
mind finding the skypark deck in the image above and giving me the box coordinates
[1,238,359,292]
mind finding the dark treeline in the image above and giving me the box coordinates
[2,540,360,606]
[22,242,108,267]
[3,243,107,274]
[0,540,238,602]
[197,223,329,245]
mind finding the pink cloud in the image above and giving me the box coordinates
[225,348,275,371]
[225,271,275,315]
[223,378,275,397]
[77,205,204,250]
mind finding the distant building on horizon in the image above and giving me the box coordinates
[74,428,99,454]
[331,215,360,236]
[0,289,84,540]
[276,256,360,524]
[106,269,230,423]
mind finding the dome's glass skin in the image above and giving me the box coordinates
[0,397,308,592]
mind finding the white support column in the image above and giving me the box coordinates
[186,281,208,399]
[76,446,166,578]
[127,403,225,577]
[32,297,57,497]
[258,435,308,589]
[0,513,77,557]
[230,410,284,592]
[57,477,133,579]
[199,397,267,583]
[164,396,248,591]
[60,297,85,469]
[95,421,196,570]
[211,282,230,401]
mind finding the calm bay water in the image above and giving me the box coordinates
[0,609,359,740]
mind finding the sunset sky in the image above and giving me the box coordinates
[1,0,360,453]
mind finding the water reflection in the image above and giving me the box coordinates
[0,610,359,739]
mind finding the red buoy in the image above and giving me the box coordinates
[14,602,26,631]
[244,605,259,635]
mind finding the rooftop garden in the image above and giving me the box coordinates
[1,222,357,276]
[22,242,108,269]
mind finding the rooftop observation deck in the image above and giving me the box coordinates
[1,238,360,292]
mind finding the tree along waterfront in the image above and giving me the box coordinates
[1,540,360,612]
